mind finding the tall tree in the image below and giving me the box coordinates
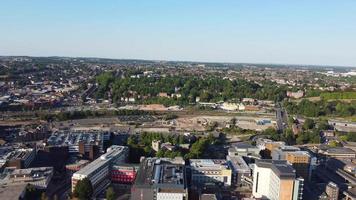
[73,178,93,200]
[106,187,116,200]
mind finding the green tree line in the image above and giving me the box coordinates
[95,72,290,105]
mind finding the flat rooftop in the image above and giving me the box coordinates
[234,142,256,149]
[73,145,128,177]
[256,159,296,179]
[227,155,250,173]
[47,130,110,146]
[0,167,53,186]
[134,157,186,191]
[326,147,356,154]
[0,147,34,162]
[190,159,230,171]
[287,150,311,157]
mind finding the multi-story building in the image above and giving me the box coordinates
[78,141,100,160]
[228,142,261,159]
[321,147,356,159]
[131,157,187,200]
[0,147,36,169]
[256,139,285,157]
[47,130,110,154]
[226,155,251,186]
[271,146,316,180]
[271,146,300,160]
[325,181,339,200]
[285,151,311,180]
[190,159,232,187]
[0,167,53,189]
[252,159,303,200]
[65,159,90,172]
[286,91,304,99]
[71,145,128,195]
[111,164,139,184]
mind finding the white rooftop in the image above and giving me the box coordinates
[73,145,127,177]
[190,159,230,170]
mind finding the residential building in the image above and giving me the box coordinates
[286,91,304,99]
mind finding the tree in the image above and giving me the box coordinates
[230,117,237,128]
[106,187,116,200]
[328,140,341,148]
[73,178,93,200]
[156,149,165,157]
[317,119,330,130]
[346,132,356,142]
[284,128,295,145]
[264,127,280,141]
[303,119,315,130]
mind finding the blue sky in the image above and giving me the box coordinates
[1,0,356,66]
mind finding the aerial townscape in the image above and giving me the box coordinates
[1,1,356,200]
[0,56,355,200]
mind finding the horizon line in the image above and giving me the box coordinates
[0,54,355,69]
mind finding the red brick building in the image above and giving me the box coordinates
[111,164,138,184]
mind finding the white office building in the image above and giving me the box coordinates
[252,159,303,200]
[72,145,128,195]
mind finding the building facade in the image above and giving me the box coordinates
[111,164,138,184]
[252,160,303,200]
[71,145,128,195]
[190,159,232,187]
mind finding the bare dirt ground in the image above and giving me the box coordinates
[45,111,276,133]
